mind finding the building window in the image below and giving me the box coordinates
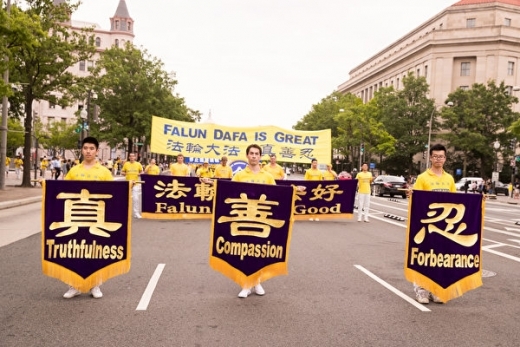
[439,23,443,30]
[416,68,420,76]
[115,20,120,30]
[115,39,119,48]
[128,22,132,31]
[508,61,515,76]
[505,18,512,26]
[424,65,428,78]
[61,118,67,122]
[95,37,101,47]
[466,18,476,28]
[396,78,400,89]
[506,86,513,95]
[460,86,469,91]
[79,60,85,71]
[461,62,470,76]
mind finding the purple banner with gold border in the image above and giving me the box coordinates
[141,175,215,219]
[404,190,484,303]
[209,180,296,289]
[276,179,357,220]
[42,180,132,292]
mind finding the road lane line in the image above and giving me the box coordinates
[354,265,431,312]
[136,263,165,311]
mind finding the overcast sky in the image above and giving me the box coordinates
[73,0,457,129]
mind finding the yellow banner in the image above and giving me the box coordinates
[150,116,331,164]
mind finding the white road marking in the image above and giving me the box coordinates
[136,263,166,311]
[354,264,431,312]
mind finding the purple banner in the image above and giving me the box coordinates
[141,175,215,219]
[42,180,131,291]
[209,180,295,287]
[276,179,357,219]
[405,190,483,301]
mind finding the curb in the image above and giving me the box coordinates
[0,196,42,211]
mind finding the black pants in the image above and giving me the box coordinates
[54,168,61,180]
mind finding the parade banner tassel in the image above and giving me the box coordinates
[209,180,296,289]
[42,180,132,292]
[404,190,484,303]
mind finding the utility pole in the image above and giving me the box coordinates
[0,0,12,190]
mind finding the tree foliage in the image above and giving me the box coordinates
[441,81,520,177]
[90,43,198,156]
[7,0,96,186]
[6,117,24,156]
[374,73,437,175]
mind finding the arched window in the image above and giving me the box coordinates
[95,37,101,47]
[115,39,119,48]
[128,22,132,31]
[115,20,120,30]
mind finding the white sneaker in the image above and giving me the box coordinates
[364,219,370,223]
[134,214,142,219]
[429,293,444,304]
[416,290,429,304]
[63,287,81,299]
[238,288,251,298]
[254,284,265,296]
[90,286,103,299]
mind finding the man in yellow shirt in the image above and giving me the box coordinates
[410,143,456,304]
[40,156,49,178]
[196,161,214,178]
[323,164,338,180]
[5,156,11,177]
[169,153,190,176]
[122,153,144,218]
[14,155,23,180]
[63,137,113,299]
[263,154,286,180]
[355,163,373,222]
[144,158,160,175]
[232,144,275,298]
[304,159,323,181]
[214,156,233,179]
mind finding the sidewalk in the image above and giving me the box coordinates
[0,169,45,210]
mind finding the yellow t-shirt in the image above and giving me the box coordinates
[196,166,214,178]
[41,159,48,169]
[169,162,190,176]
[65,162,113,181]
[232,166,276,185]
[144,164,160,175]
[122,161,143,181]
[263,164,285,180]
[355,171,373,194]
[323,170,337,180]
[304,168,323,181]
[214,164,233,179]
[14,158,23,169]
[414,169,456,192]
[6,157,11,166]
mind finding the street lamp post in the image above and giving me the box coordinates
[426,101,453,168]
[493,140,500,187]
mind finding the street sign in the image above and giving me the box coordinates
[136,142,143,145]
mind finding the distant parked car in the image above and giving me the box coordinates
[494,181,509,196]
[455,177,484,191]
[371,175,408,199]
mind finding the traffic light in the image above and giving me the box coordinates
[360,143,364,153]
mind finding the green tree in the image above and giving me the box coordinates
[442,81,520,178]
[374,73,437,175]
[7,0,96,186]
[6,117,24,156]
[42,120,79,158]
[90,43,197,156]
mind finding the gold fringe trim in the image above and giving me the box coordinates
[42,260,130,292]
[404,268,482,303]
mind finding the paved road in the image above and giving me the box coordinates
[1,196,520,347]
